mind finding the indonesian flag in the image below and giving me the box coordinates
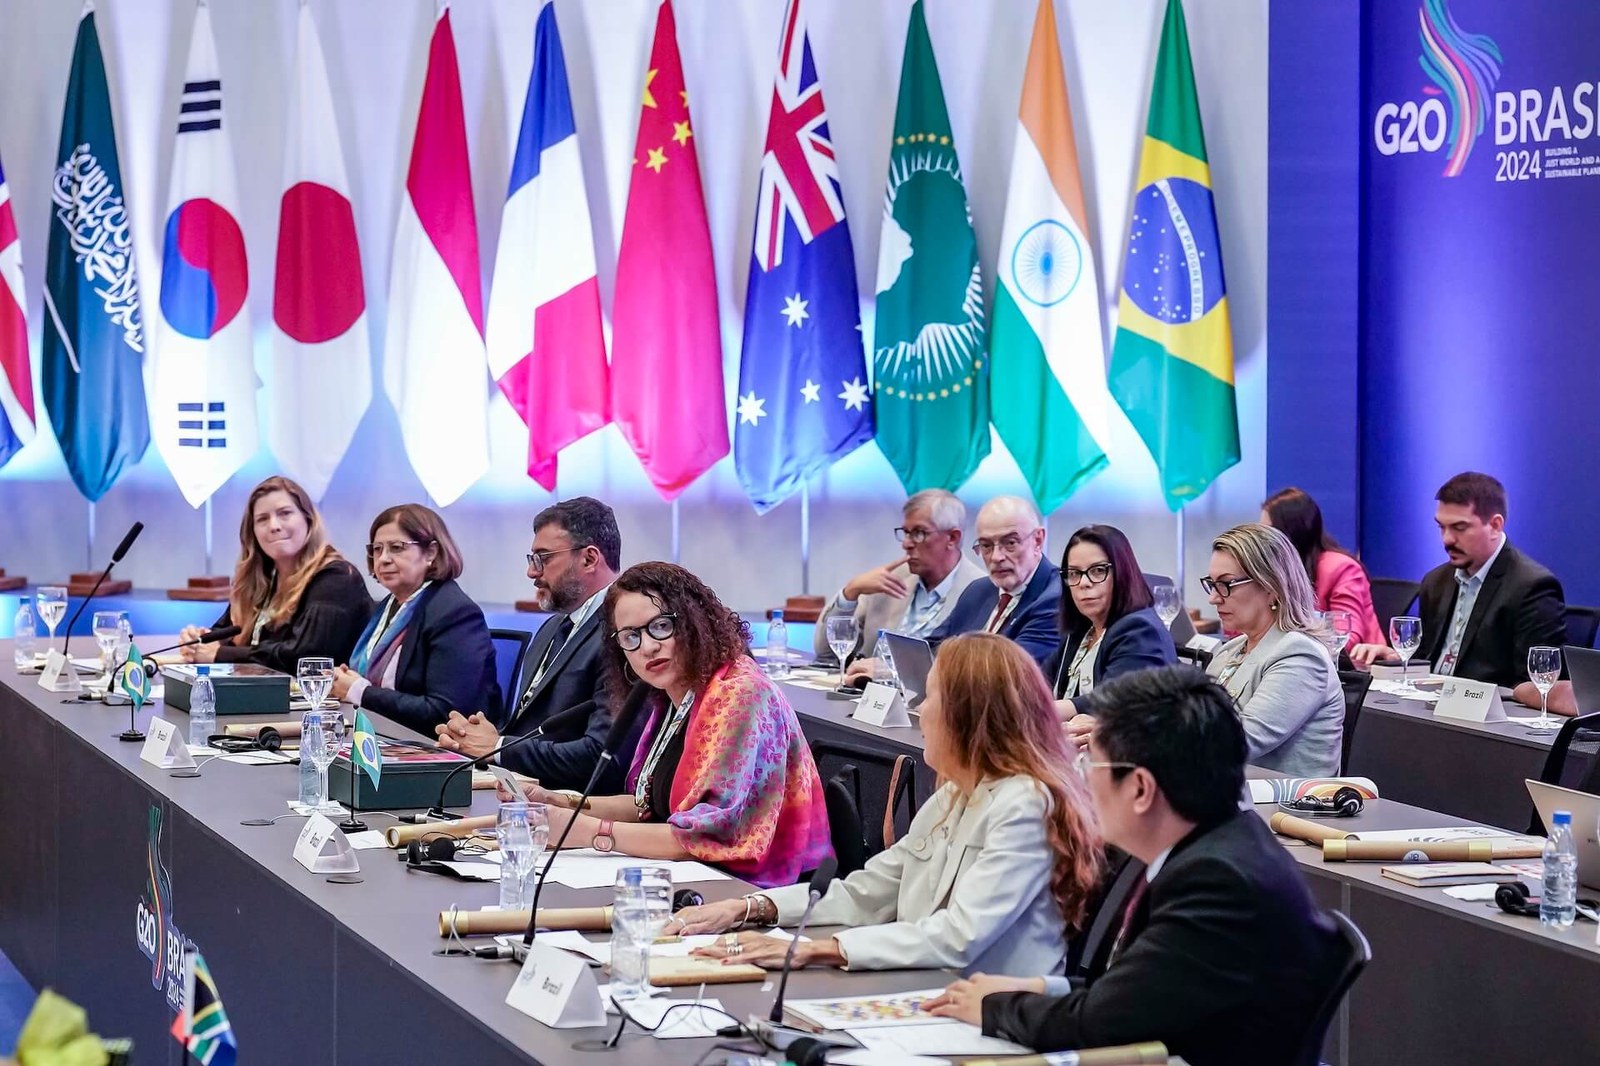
[269,0,370,503]
[485,2,608,491]
[0,152,33,469]
[609,0,728,500]
[383,7,488,506]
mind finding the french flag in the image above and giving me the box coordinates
[486,3,608,491]
[0,154,34,468]
[383,6,488,507]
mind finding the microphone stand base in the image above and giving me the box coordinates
[337,817,369,834]
[117,729,146,742]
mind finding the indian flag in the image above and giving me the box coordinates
[990,0,1111,513]
[1108,0,1239,511]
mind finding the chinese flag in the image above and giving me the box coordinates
[609,0,728,499]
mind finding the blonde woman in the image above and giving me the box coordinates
[1202,523,1344,776]
[180,476,372,673]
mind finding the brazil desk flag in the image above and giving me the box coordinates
[352,709,381,791]
[1108,0,1238,511]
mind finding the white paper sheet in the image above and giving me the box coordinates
[829,1052,944,1066]
[536,849,732,889]
[1353,827,1541,845]
[435,860,500,881]
[615,996,729,1039]
[1444,884,1503,902]
[847,1022,1029,1056]
[345,830,389,850]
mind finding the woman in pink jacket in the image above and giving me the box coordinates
[1262,488,1385,648]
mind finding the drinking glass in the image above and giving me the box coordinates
[297,656,335,710]
[92,611,121,678]
[497,802,539,910]
[36,586,67,652]
[300,710,330,809]
[1324,610,1355,658]
[115,611,133,660]
[1527,645,1562,736]
[1389,616,1422,689]
[1152,585,1182,630]
[824,616,859,689]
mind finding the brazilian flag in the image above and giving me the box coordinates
[1109,0,1239,511]
[352,709,381,791]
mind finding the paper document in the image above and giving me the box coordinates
[612,996,728,1039]
[537,849,731,889]
[345,830,389,850]
[217,750,294,765]
[847,1021,1030,1056]
[787,988,945,1030]
[1353,827,1542,846]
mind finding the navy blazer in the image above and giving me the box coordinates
[499,609,640,793]
[354,579,501,736]
[929,561,1063,668]
[1045,607,1177,713]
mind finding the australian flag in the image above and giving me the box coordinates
[734,0,872,513]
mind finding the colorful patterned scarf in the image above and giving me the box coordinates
[348,583,430,682]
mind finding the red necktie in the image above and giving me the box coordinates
[1107,876,1149,968]
[988,592,1014,633]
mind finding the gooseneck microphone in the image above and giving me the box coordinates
[138,625,243,661]
[62,521,144,659]
[767,857,839,1024]
[412,700,597,823]
[518,682,652,952]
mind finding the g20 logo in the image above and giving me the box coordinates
[1373,99,1448,156]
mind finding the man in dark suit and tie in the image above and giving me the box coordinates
[436,497,639,791]
[1350,471,1566,693]
[928,666,1343,1066]
[927,495,1061,667]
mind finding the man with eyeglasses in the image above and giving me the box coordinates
[816,489,985,668]
[435,497,641,791]
[921,495,1061,668]
[927,666,1342,1066]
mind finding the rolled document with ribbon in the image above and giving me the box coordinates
[964,1043,1170,1066]
[1322,838,1543,863]
[223,720,303,740]
[1269,811,1360,846]
[437,906,613,937]
[386,814,497,848]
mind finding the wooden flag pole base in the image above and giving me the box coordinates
[167,575,230,602]
[514,600,543,613]
[0,569,25,593]
[64,571,131,597]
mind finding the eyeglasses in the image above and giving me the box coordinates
[525,545,587,573]
[1064,563,1114,587]
[972,534,1028,558]
[366,540,425,559]
[1073,750,1138,778]
[893,526,943,545]
[612,612,678,652]
[1199,576,1255,599]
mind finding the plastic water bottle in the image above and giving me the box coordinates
[13,598,38,670]
[298,710,323,806]
[873,629,898,686]
[1541,810,1578,929]
[765,610,790,679]
[609,866,671,1001]
[188,665,216,749]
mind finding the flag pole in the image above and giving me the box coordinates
[799,482,811,595]
[203,496,214,576]
[670,499,681,564]
[86,500,95,571]
[1175,506,1187,602]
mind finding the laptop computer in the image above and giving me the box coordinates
[1564,645,1600,714]
[883,631,934,709]
[1526,779,1600,890]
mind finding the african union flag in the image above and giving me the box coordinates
[1108,0,1239,511]
[352,709,381,791]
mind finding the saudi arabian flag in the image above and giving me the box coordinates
[991,0,1112,513]
[872,0,988,493]
[1108,0,1239,511]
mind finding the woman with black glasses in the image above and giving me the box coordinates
[1045,525,1176,721]
[501,561,831,888]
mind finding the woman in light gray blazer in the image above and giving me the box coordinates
[1202,523,1344,777]
[675,633,1103,978]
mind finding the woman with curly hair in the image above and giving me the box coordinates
[675,633,1102,977]
[506,561,831,888]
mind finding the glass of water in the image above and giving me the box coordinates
[497,801,546,911]
[1152,585,1182,630]
[115,611,133,659]
[300,709,344,813]
[1527,645,1562,736]
[1325,610,1355,659]
[36,586,67,652]
[92,610,121,678]
[824,616,858,689]
[1389,615,1422,688]
[297,656,335,709]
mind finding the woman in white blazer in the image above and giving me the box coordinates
[675,633,1103,978]
[1202,523,1344,777]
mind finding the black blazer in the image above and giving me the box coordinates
[213,561,373,675]
[1416,541,1565,690]
[929,560,1063,668]
[982,811,1341,1066]
[353,580,500,736]
[499,609,641,793]
[1045,607,1177,713]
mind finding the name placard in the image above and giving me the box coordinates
[505,940,605,1028]
[140,718,197,770]
[38,649,82,693]
[1433,677,1506,723]
[854,681,912,727]
[294,813,360,874]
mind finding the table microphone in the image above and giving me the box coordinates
[766,857,838,1024]
[410,700,597,823]
[62,521,143,660]
[100,626,242,712]
[516,682,652,954]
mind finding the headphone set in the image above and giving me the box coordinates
[1280,787,1366,818]
[1494,881,1600,921]
[205,728,285,754]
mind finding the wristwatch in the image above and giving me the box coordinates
[593,819,616,853]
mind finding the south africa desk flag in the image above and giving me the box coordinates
[872,0,988,494]
[351,709,381,791]
[1108,0,1239,510]
[171,948,237,1066]
[42,5,150,502]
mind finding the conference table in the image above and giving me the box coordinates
[0,643,972,1066]
[778,671,1600,1066]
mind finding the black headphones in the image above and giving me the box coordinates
[1495,881,1541,918]
[1282,787,1365,818]
[206,728,283,754]
[400,836,462,866]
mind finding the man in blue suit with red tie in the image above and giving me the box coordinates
[927,495,1062,668]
